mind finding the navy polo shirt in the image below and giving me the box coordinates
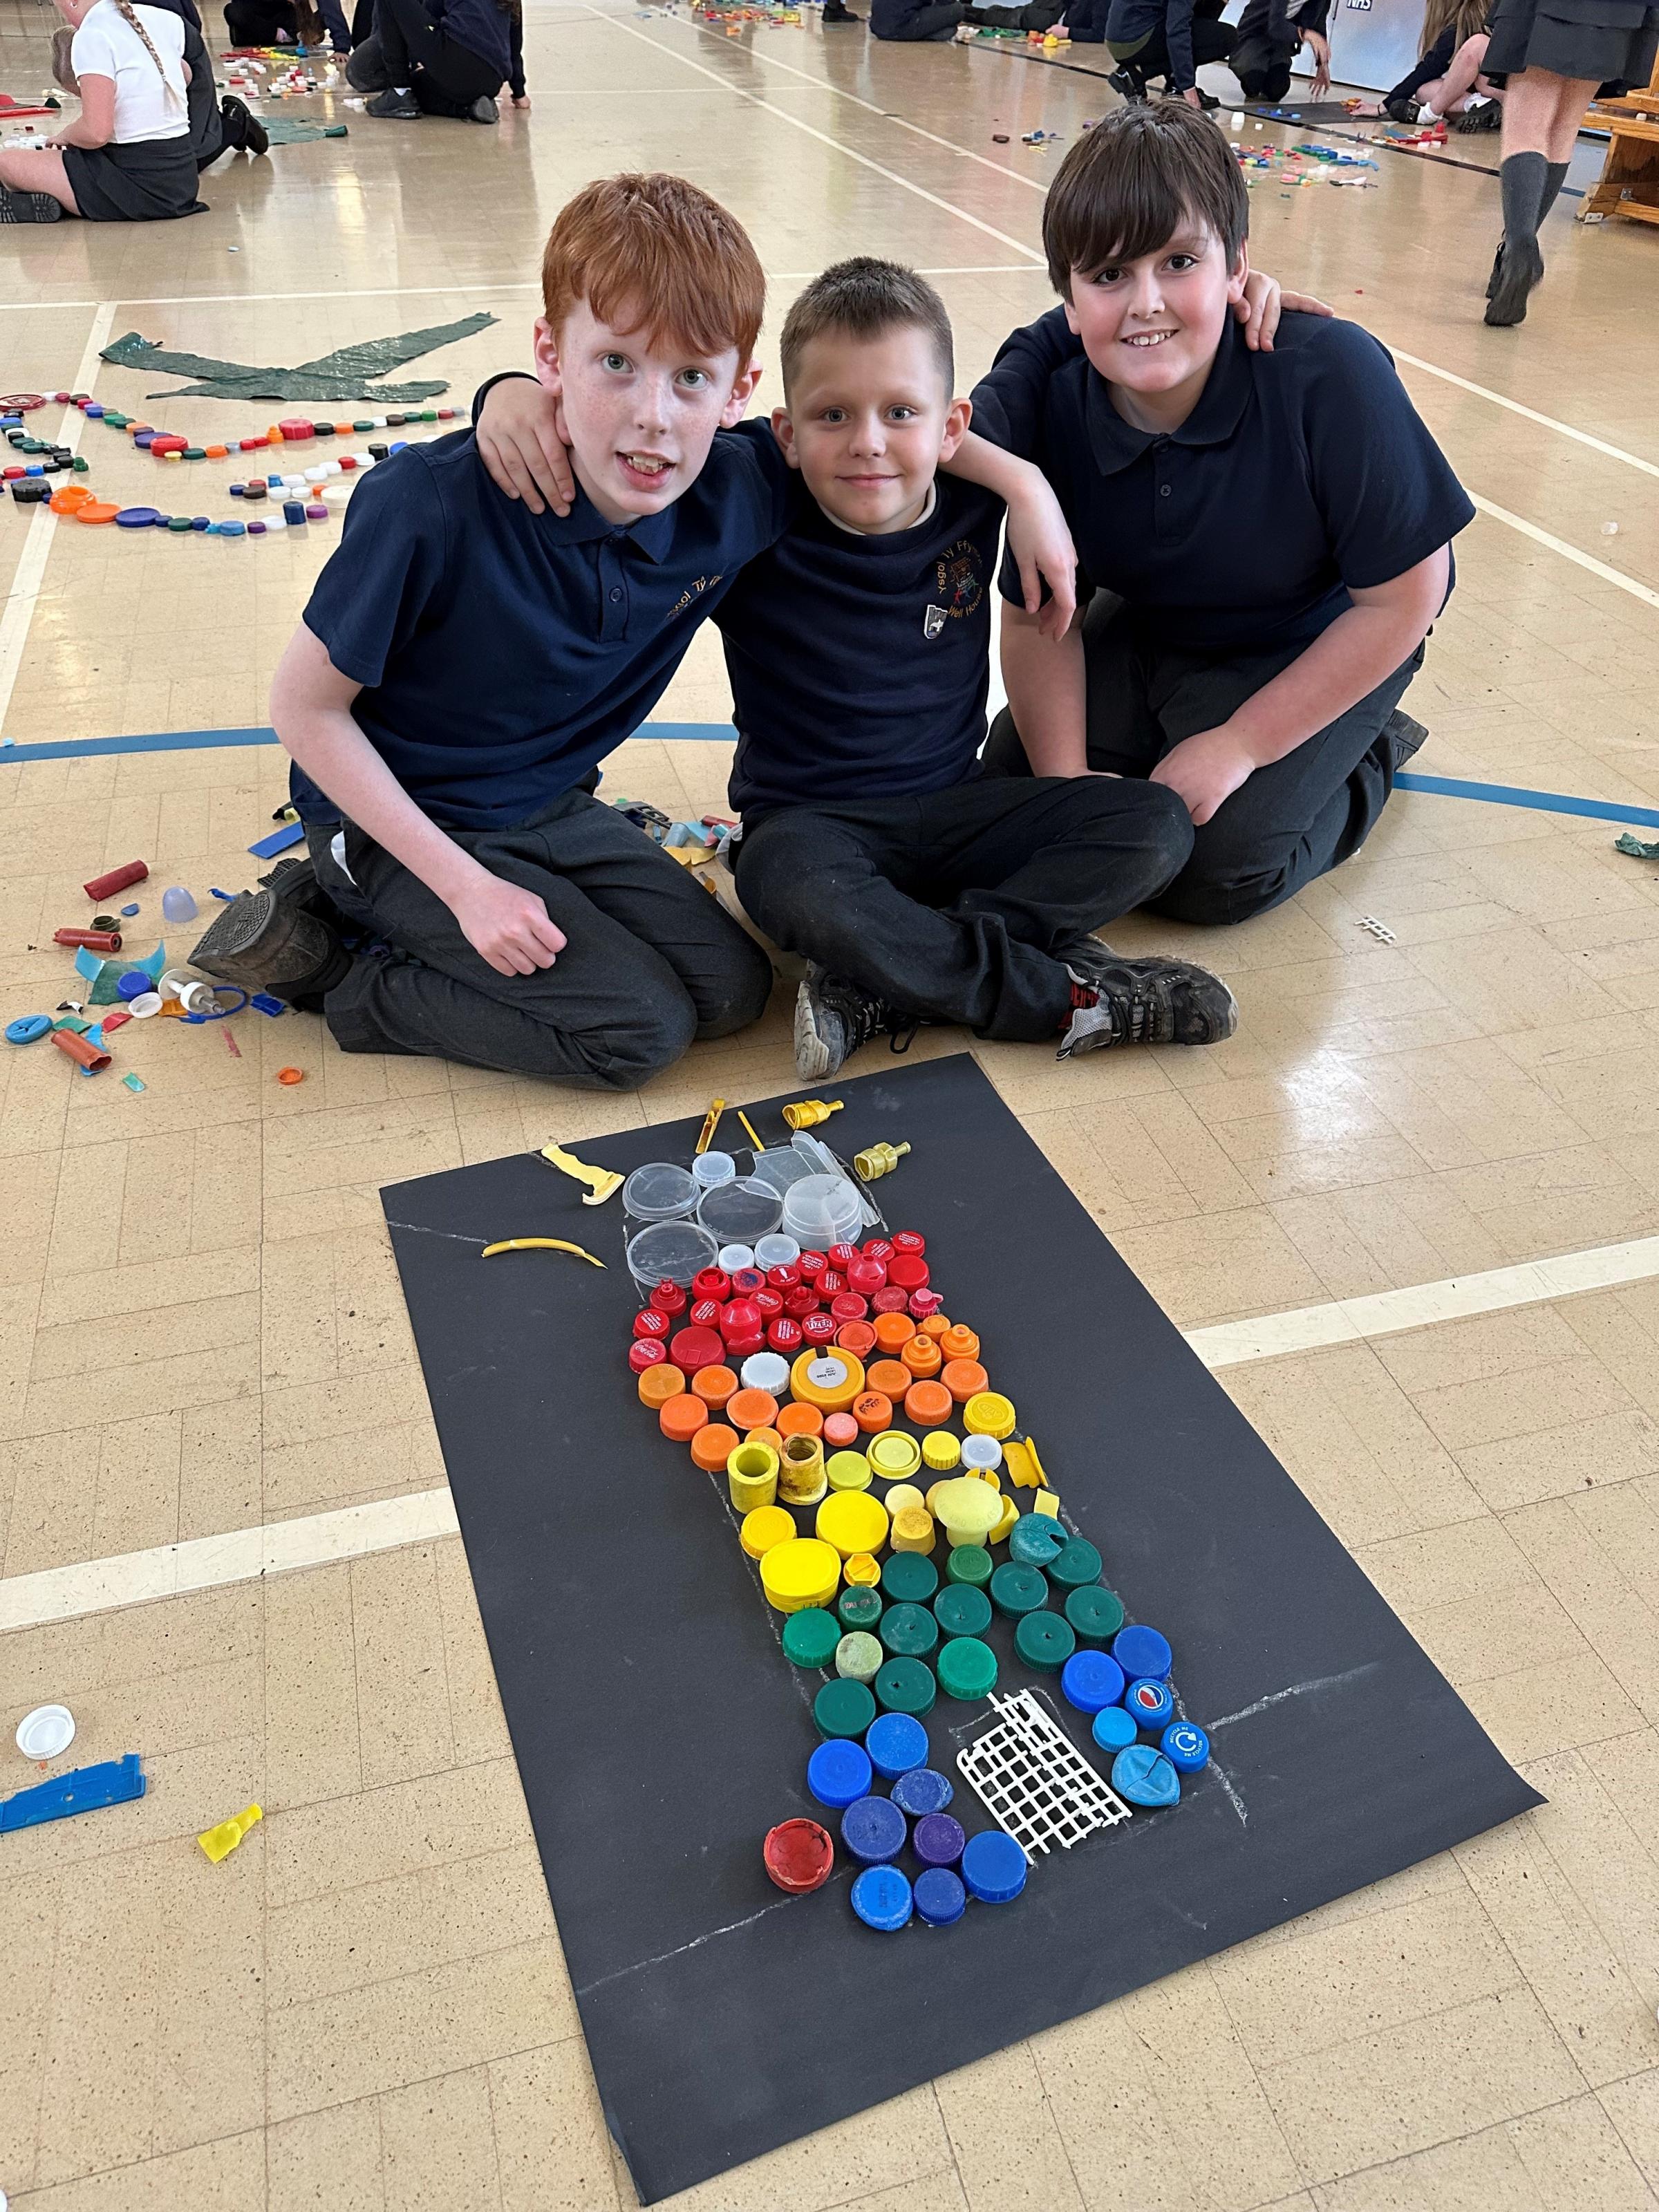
[296,414,791,830]
[971,309,1474,653]
[715,471,1004,818]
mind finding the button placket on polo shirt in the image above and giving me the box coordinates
[597,534,631,641]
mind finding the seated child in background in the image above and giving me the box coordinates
[972,100,1474,928]
[1105,0,1235,105]
[1227,0,1331,102]
[1378,0,1499,127]
[191,172,786,1091]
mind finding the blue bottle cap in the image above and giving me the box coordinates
[913,1867,966,1926]
[191,516,211,530]
[120,903,140,917]
[912,1812,966,1868]
[115,971,152,1001]
[1060,1649,1125,1715]
[114,506,162,527]
[1125,1677,1175,1729]
[6,1014,52,1044]
[1113,1623,1173,1681]
[890,1765,953,1817]
[220,520,246,536]
[1162,1721,1210,1772]
[1091,1705,1138,1754]
[850,1863,912,1931]
[961,1828,1027,1903]
[865,1710,929,1779]
[842,1793,908,1864]
[1112,1743,1181,1808]
[807,1737,872,1810]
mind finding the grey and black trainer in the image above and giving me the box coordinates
[366,86,420,118]
[189,873,350,1004]
[794,967,919,1081]
[0,188,63,223]
[1057,941,1237,1058]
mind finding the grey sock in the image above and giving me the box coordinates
[1499,149,1548,247]
[1538,159,1570,223]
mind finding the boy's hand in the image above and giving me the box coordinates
[476,379,577,516]
[1235,273,1335,352]
[1150,727,1255,825]
[1003,475,1078,641]
[449,869,568,975]
[1304,28,1332,95]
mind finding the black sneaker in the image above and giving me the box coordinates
[221,92,269,153]
[467,92,498,121]
[1381,95,1418,123]
[366,86,420,118]
[794,968,919,1080]
[1384,709,1428,769]
[0,187,63,223]
[1485,239,1504,299]
[257,852,350,931]
[189,879,350,1004]
[1056,943,1237,1058]
[1455,98,1500,131]
[1193,86,1219,109]
[1485,234,1542,326]
[822,2,862,20]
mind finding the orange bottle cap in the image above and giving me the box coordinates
[75,500,120,524]
[941,1358,988,1404]
[836,1320,877,1358]
[852,1390,893,1434]
[639,1365,686,1409]
[691,1421,740,1471]
[904,1380,954,1428]
[866,1359,912,1400]
[873,1312,915,1353]
[727,1388,779,1432]
[777,1400,825,1438]
[661,1394,709,1443]
[823,1411,861,1449]
[940,1326,980,1363]
[744,1425,785,1456]
[919,1314,953,1341]
[692,1365,738,1409]
[900,1335,941,1377]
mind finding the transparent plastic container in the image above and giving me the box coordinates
[748,1147,818,1201]
[691,1151,736,1190]
[780,1175,865,1251]
[626,1218,718,1295]
[697,1177,784,1247]
[753,1232,802,1270]
[621,1162,698,1228]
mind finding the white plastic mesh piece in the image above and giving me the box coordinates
[955,1689,1133,1862]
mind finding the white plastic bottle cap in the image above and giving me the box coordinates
[717,1244,755,1272]
[740,1351,791,1394]
[128,992,163,1018]
[753,1232,801,1268]
[960,1436,1003,1472]
[691,1151,736,1190]
[15,1704,75,1760]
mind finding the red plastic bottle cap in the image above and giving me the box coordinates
[888,1255,930,1292]
[836,1320,877,1358]
[830,1293,869,1325]
[847,1259,887,1295]
[798,1250,827,1281]
[754,1287,784,1318]
[823,1412,861,1448]
[279,415,315,440]
[628,1338,667,1374]
[668,1325,726,1374]
[767,1317,804,1354]
[909,1289,946,1320]
[730,1268,765,1296]
[764,1817,834,1894]
[632,1308,671,1340]
[650,1280,688,1318]
[692,1268,731,1303]
[891,1231,926,1257]
[689,1297,723,1329]
[720,1298,763,1342]
[726,1333,765,1360]
[801,1313,837,1345]
[766,1263,802,1291]
[827,1243,857,1269]
[819,1268,846,1295]
[783,1285,821,1320]
[871,1287,910,1315]
[863,1239,894,1264]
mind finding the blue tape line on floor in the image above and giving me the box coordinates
[1394,771,1659,830]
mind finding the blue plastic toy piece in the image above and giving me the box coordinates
[247,821,306,860]
[865,1710,928,1779]
[1060,1649,1125,1715]
[913,1867,966,1926]
[6,1014,51,1044]
[1091,1705,1138,1754]
[120,902,140,917]
[1124,1676,1176,1730]
[249,993,288,1016]
[961,1828,1027,1903]
[842,1793,908,1865]
[1112,1623,1173,1681]
[807,1738,872,1810]
[890,1766,953,1817]
[1162,1722,1210,1773]
[850,1863,913,1931]
[0,1754,145,1833]
[1112,1743,1181,1808]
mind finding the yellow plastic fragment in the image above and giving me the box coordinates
[695,1097,727,1154]
[480,1237,605,1267]
[1033,1489,1060,1519]
[1002,1434,1051,1490]
[198,1803,262,1863]
[538,1142,624,1207]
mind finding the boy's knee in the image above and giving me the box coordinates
[695,935,776,1040]
[1143,782,1197,876]
[1151,861,1283,929]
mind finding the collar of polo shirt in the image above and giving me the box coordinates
[1082,315,1253,477]
[543,485,679,563]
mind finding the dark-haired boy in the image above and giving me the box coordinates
[973,100,1474,926]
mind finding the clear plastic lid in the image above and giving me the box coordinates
[753,1231,802,1268]
[780,1174,865,1251]
[697,1176,784,1245]
[626,1218,718,1292]
[691,1150,737,1189]
[621,1162,698,1224]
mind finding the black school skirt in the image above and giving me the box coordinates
[1485,0,1659,84]
[62,134,205,221]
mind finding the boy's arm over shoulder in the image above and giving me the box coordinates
[1293,316,1476,588]
[305,448,449,690]
[716,415,795,550]
[968,307,1081,457]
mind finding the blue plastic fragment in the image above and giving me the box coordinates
[890,1765,953,1817]
[247,821,306,859]
[961,1828,1027,1903]
[6,1014,51,1044]
[850,1863,912,1931]
[1112,1743,1181,1808]
[912,1867,966,1926]
[120,902,140,917]
[248,992,288,1016]
[0,1754,145,1833]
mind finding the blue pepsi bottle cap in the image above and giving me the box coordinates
[890,1765,954,1817]
[1125,1676,1175,1729]
[1060,1649,1125,1715]
[962,1828,1027,1902]
[1112,1743,1181,1808]
[865,1710,929,1779]
[842,1793,908,1864]
[913,1867,966,1926]
[807,1737,872,1809]
[912,1812,966,1868]
[1091,1705,1138,1754]
[851,1863,913,1931]
[1162,1721,1210,1772]
[1112,1623,1173,1681]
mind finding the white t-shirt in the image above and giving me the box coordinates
[70,0,189,144]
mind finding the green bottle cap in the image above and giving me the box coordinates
[182,447,206,460]
[934,1584,993,1640]
[815,1678,878,1737]
[879,1601,940,1660]
[945,1544,993,1588]
[167,516,192,532]
[104,413,130,427]
[353,419,375,431]
[990,1561,1048,1618]
[1065,1585,1126,1644]
[1015,1609,1077,1671]
[881,1551,939,1604]
[837,1585,883,1633]
[874,1656,936,1716]
[937,1635,997,1702]
[1047,1537,1104,1591]
[1009,1515,1069,1568]
[836,1631,885,1683]
[782,1607,841,1669]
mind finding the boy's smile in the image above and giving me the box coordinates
[1066,225,1249,435]
[773,326,970,536]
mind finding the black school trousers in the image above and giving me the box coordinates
[307,788,774,1089]
[982,599,1424,927]
[733,774,1192,1040]
[353,0,503,105]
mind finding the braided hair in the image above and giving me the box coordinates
[109,0,186,104]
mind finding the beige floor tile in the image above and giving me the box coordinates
[8,2130,268,2211]
[932,2043,1085,2211]
[263,1760,532,1912]
[489,2040,621,2212]
[620,2086,954,2212]
[379,2065,503,2211]
[1311,2094,1658,2211]
[268,2099,388,2212]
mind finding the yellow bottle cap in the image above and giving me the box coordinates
[826,1450,873,1491]
[932,1476,1003,1548]
[890,1506,937,1555]
[922,1432,962,1472]
[963,1391,1017,1440]
[790,1349,866,1412]
[844,1552,882,1586]
[760,1536,843,1612]
[884,1483,926,1517]
[816,1490,891,1559]
[868,1430,922,1481]
[740,1504,797,1558]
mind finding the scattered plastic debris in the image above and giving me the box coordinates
[121,1071,146,1092]
[276,1065,306,1085]
[198,1803,262,1862]
[1356,915,1396,943]
[1615,832,1659,860]
[15,1704,75,1760]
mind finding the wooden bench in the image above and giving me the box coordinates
[1583,53,1659,226]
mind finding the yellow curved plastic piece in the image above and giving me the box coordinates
[988,1495,1019,1546]
[790,1349,865,1412]
[480,1237,605,1267]
[1033,1488,1061,1519]
[1002,1434,1051,1490]
[740,1505,796,1559]
[963,1391,1017,1440]
[760,1535,842,1612]
[816,1489,890,1559]
[538,1143,624,1207]
[198,1803,263,1863]
[932,1477,1004,1548]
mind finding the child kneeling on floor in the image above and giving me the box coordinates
[972,100,1476,928]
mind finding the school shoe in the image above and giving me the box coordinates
[220,92,269,153]
[794,968,920,1081]
[0,187,62,222]
[1380,95,1417,122]
[366,86,421,117]
[1455,97,1499,130]
[1056,943,1237,1058]
[821,3,862,21]
[1485,234,1542,326]
[467,93,498,121]
[1485,239,1503,298]
[189,874,352,1008]
[1384,708,1428,768]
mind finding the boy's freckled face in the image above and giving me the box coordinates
[775,326,967,536]
[534,299,758,525]
[1065,225,1247,427]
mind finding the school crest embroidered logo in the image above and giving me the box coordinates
[933,539,984,624]
[924,604,948,640]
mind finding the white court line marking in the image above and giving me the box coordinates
[0,301,114,743]
[586,6,1044,263]
[1470,491,1659,612]
[9,1229,1659,1633]
[1388,345,1659,483]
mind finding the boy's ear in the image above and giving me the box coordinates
[532,317,563,394]
[1062,294,1082,337]
[770,404,802,471]
[937,393,971,466]
[1226,241,1251,306]
[720,358,764,429]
